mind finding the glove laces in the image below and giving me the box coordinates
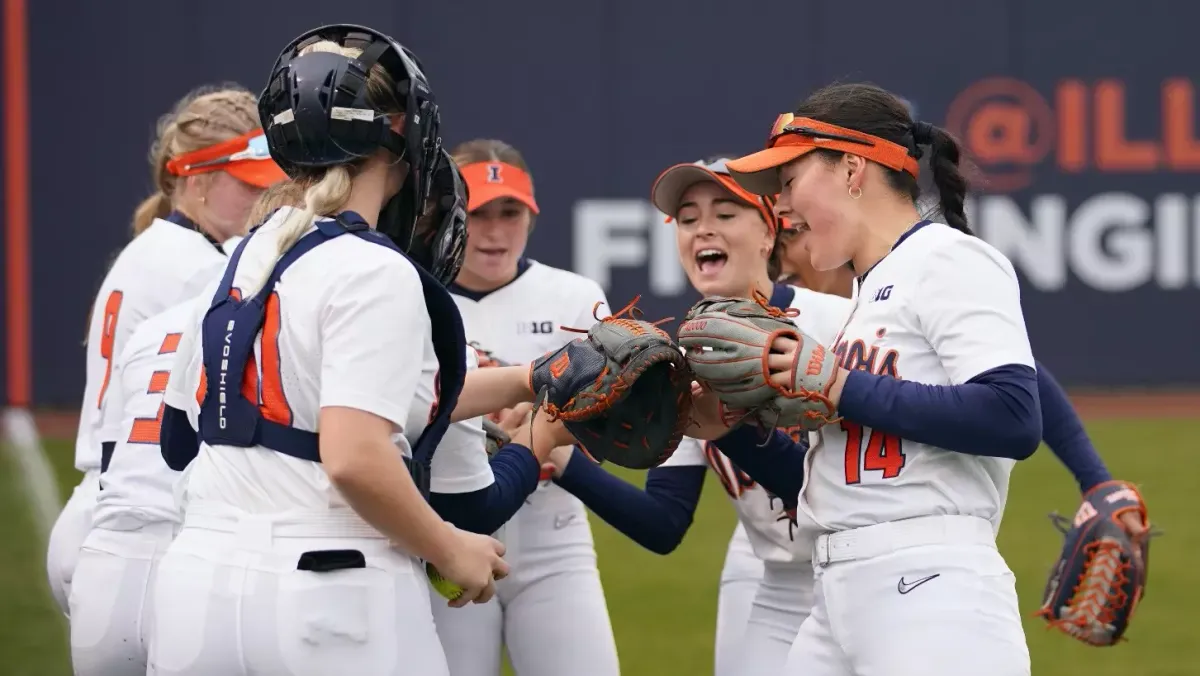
[560,295,674,336]
[540,295,677,423]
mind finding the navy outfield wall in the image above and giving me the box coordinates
[3,0,1197,406]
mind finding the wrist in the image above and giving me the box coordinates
[423,520,460,570]
[551,446,573,478]
[529,415,565,458]
[828,368,850,407]
[520,365,536,400]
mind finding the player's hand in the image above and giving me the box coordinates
[766,335,849,407]
[495,402,534,438]
[437,527,510,608]
[1119,509,1148,537]
[533,409,578,449]
[1118,505,1150,569]
[685,381,743,440]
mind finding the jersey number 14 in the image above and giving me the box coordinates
[842,420,905,484]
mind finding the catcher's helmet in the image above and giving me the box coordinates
[258,24,442,257]
[394,149,468,285]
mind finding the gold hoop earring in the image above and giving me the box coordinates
[849,186,862,200]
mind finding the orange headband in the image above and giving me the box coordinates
[459,161,539,213]
[726,114,920,196]
[165,129,286,188]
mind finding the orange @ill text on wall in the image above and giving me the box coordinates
[944,77,1200,192]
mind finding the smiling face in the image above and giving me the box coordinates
[774,154,866,272]
[673,181,774,297]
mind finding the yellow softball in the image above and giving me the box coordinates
[425,561,464,601]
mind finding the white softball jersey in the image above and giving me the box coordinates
[798,222,1036,533]
[93,298,203,528]
[163,207,436,517]
[75,219,228,472]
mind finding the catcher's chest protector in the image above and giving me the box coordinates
[198,214,468,497]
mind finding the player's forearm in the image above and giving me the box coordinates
[326,440,458,565]
[555,455,704,554]
[452,366,535,422]
[430,444,542,534]
[837,364,1042,459]
[713,427,805,504]
[1035,360,1111,492]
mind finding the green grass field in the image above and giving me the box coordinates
[3,419,1197,675]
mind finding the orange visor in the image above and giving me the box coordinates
[165,129,287,188]
[726,114,921,196]
[650,158,783,234]
[460,161,539,213]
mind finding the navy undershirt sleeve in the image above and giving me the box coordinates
[1035,360,1111,492]
[430,443,542,535]
[713,426,806,505]
[554,449,706,554]
[160,404,199,471]
[837,363,1042,460]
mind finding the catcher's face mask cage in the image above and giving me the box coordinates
[258,23,443,252]
[400,149,468,285]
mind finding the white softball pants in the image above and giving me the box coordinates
[147,506,448,676]
[430,485,619,676]
[785,515,1030,676]
[714,523,762,676]
[68,521,175,676]
[46,469,101,616]
[735,559,815,676]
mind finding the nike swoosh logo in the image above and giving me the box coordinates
[554,514,577,530]
[897,573,941,594]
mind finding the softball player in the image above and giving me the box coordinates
[714,82,1040,676]
[547,157,849,676]
[66,182,312,674]
[564,152,1127,676]
[147,26,506,675]
[46,84,285,617]
[430,139,621,676]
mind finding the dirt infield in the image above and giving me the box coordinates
[22,392,1199,439]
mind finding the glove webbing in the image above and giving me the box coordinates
[1035,536,1135,644]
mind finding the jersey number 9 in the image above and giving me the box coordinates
[97,290,124,409]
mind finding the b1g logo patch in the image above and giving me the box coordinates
[519,320,555,334]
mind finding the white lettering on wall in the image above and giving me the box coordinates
[576,194,1200,296]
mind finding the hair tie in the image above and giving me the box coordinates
[912,121,935,145]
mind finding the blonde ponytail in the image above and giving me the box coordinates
[244,180,304,230]
[238,165,354,300]
[274,165,354,256]
[132,191,172,235]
